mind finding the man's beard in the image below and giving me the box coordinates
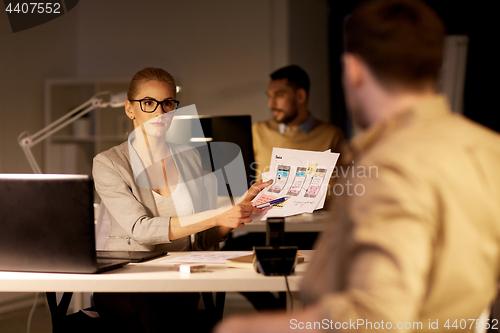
[273,105,298,124]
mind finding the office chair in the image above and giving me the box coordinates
[95,203,111,251]
[47,201,226,332]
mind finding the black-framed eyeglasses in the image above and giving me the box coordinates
[128,98,180,113]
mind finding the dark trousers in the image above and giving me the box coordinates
[94,292,203,333]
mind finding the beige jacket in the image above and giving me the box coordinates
[92,140,224,251]
[302,95,500,332]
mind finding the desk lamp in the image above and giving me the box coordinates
[18,91,127,174]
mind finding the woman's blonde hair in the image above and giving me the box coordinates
[127,67,176,100]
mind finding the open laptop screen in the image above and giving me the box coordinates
[0,174,101,273]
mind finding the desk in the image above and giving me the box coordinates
[1,251,311,324]
[0,251,312,294]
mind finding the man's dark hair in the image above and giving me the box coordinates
[344,0,445,90]
[270,65,310,96]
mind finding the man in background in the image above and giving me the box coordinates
[223,66,344,310]
[225,66,345,253]
[216,0,500,331]
[252,65,344,181]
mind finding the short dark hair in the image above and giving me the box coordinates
[344,0,445,90]
[270,65,310,96]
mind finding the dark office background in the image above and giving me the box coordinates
[328,0,498,136]
[0,1,496,174]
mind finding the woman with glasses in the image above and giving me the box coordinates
[92,67,270,333]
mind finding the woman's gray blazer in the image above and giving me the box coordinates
[92,140,224,251]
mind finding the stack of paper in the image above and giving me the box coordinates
[252,147,340,220]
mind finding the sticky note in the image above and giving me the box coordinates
[272,197,289,209]
[252,193,277,206]
[306,163,318,176]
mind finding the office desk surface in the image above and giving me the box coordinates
[0,250,312,293]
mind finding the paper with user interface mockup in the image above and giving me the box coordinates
[251,147,339,220]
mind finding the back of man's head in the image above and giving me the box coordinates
[344,0,445,91]
[270,65,310,96]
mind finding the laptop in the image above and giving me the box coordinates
[96,250,168,262]
[0,174,129,274]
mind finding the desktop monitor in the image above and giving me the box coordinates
[165,114,255,199]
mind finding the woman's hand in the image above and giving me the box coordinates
[236,179,274,205]
[215,180,273,230]
[215,205,261,229]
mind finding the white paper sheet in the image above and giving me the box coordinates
[253,147,339,219]
[160,251,250,264]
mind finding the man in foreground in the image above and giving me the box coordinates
[216,0,500,331]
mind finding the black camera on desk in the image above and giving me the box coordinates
[253,217,298,276]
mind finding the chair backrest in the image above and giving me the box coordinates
[94,203,112,250]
